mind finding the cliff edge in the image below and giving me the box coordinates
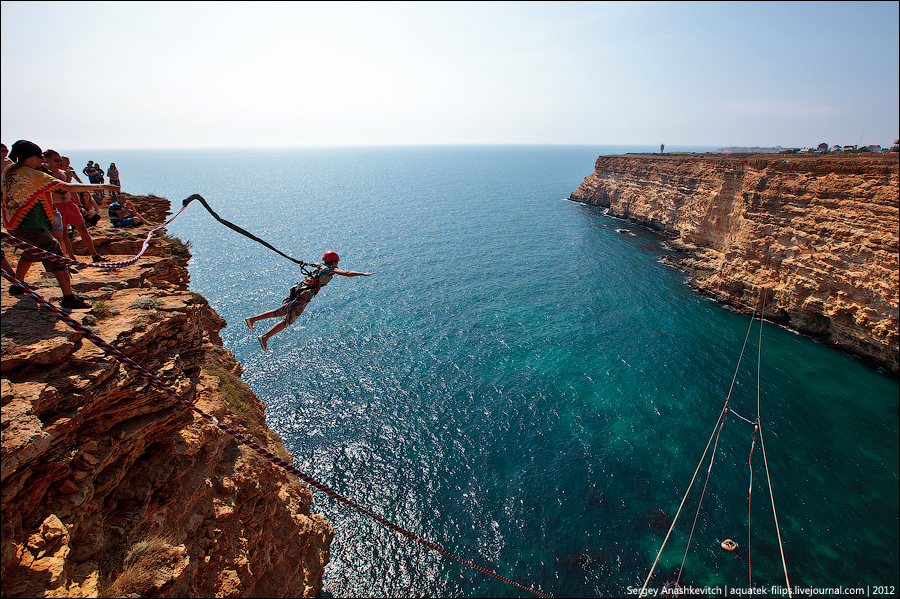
[570,154,899,373]
[1,196,333,597]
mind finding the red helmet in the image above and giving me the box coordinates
[322,251,339,263]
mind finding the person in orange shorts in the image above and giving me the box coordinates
[42,150,108,263]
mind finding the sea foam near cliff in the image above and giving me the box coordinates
[66,145,899,597]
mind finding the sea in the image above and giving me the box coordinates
[65,145,898,598]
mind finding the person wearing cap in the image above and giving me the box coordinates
[2,140,118,309]
[243,251,374,352]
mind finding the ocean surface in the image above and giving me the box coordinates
[66,145,898,597]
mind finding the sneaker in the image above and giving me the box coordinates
[92,255,109,263]
[60,295,91,310]
[9,285,26,296]
[257,336,268,352]
[245,318,254,331]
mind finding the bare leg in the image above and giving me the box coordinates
[73,223,101,257]
[53,269,74,296]
[245,306,285,329]
[14,259,33,282]
[52,229,75,260]
[256,304,306,351]
[259,320,288,348]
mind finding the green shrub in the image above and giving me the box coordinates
[162,234,192,259]
[129,297,163,310]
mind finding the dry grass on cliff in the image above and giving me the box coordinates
[207,362,257,424]
[205,361,295,465]
[98,534,183,598]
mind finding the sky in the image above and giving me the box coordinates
[2,1,898,151]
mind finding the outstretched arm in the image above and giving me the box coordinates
[61,182,118,193]
[334,268,374,277]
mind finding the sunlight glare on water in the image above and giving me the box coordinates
[76,145,899,598]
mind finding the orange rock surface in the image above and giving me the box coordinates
[570,154,899,372]
[1,196,332,597]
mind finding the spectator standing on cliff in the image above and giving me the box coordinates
[243,251,374,352]
[2,140,117,308]
[83,161,98,182]
[107,163,121,200]
[83,161,105,202]
[43,150,108,263]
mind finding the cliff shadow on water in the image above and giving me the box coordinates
[570,153,900,374]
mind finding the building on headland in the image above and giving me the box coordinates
[715,146,785,153]
[719,143,896,155]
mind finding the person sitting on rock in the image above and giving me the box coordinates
[108,199,151,227]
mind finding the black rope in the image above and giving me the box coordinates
[182,194,313,266]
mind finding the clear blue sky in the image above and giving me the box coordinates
[2,1,898,150]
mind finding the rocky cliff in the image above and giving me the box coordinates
[1,196,333,597]
[570,154,899,373]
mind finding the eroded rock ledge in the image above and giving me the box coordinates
[570,154,899,373]
[1,196,333,597]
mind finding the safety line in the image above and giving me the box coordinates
[753,287,792,597]
[0,268,550,599]
[759,425,792,596]
[639,299,759,598]
[181,194,314,266]
[747,420,758,588]
[638,402,728,598]
[676,409,730,587]
[1,203,188,270]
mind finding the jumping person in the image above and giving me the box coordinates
[244,251,373,352]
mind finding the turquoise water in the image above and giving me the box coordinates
[68,146,898,597]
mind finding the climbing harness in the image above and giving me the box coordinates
[1,193,552,598]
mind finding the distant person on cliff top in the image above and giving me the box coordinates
[107,163,121,200]
[108,199,152,227]
[83,161,98,182]
[2,140,118,308]
[243,251,374,352]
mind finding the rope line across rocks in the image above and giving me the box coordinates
[1,202,187,269]
[0,204,551,598]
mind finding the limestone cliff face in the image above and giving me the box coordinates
[570,154,899,372]
[1,196,333,597]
